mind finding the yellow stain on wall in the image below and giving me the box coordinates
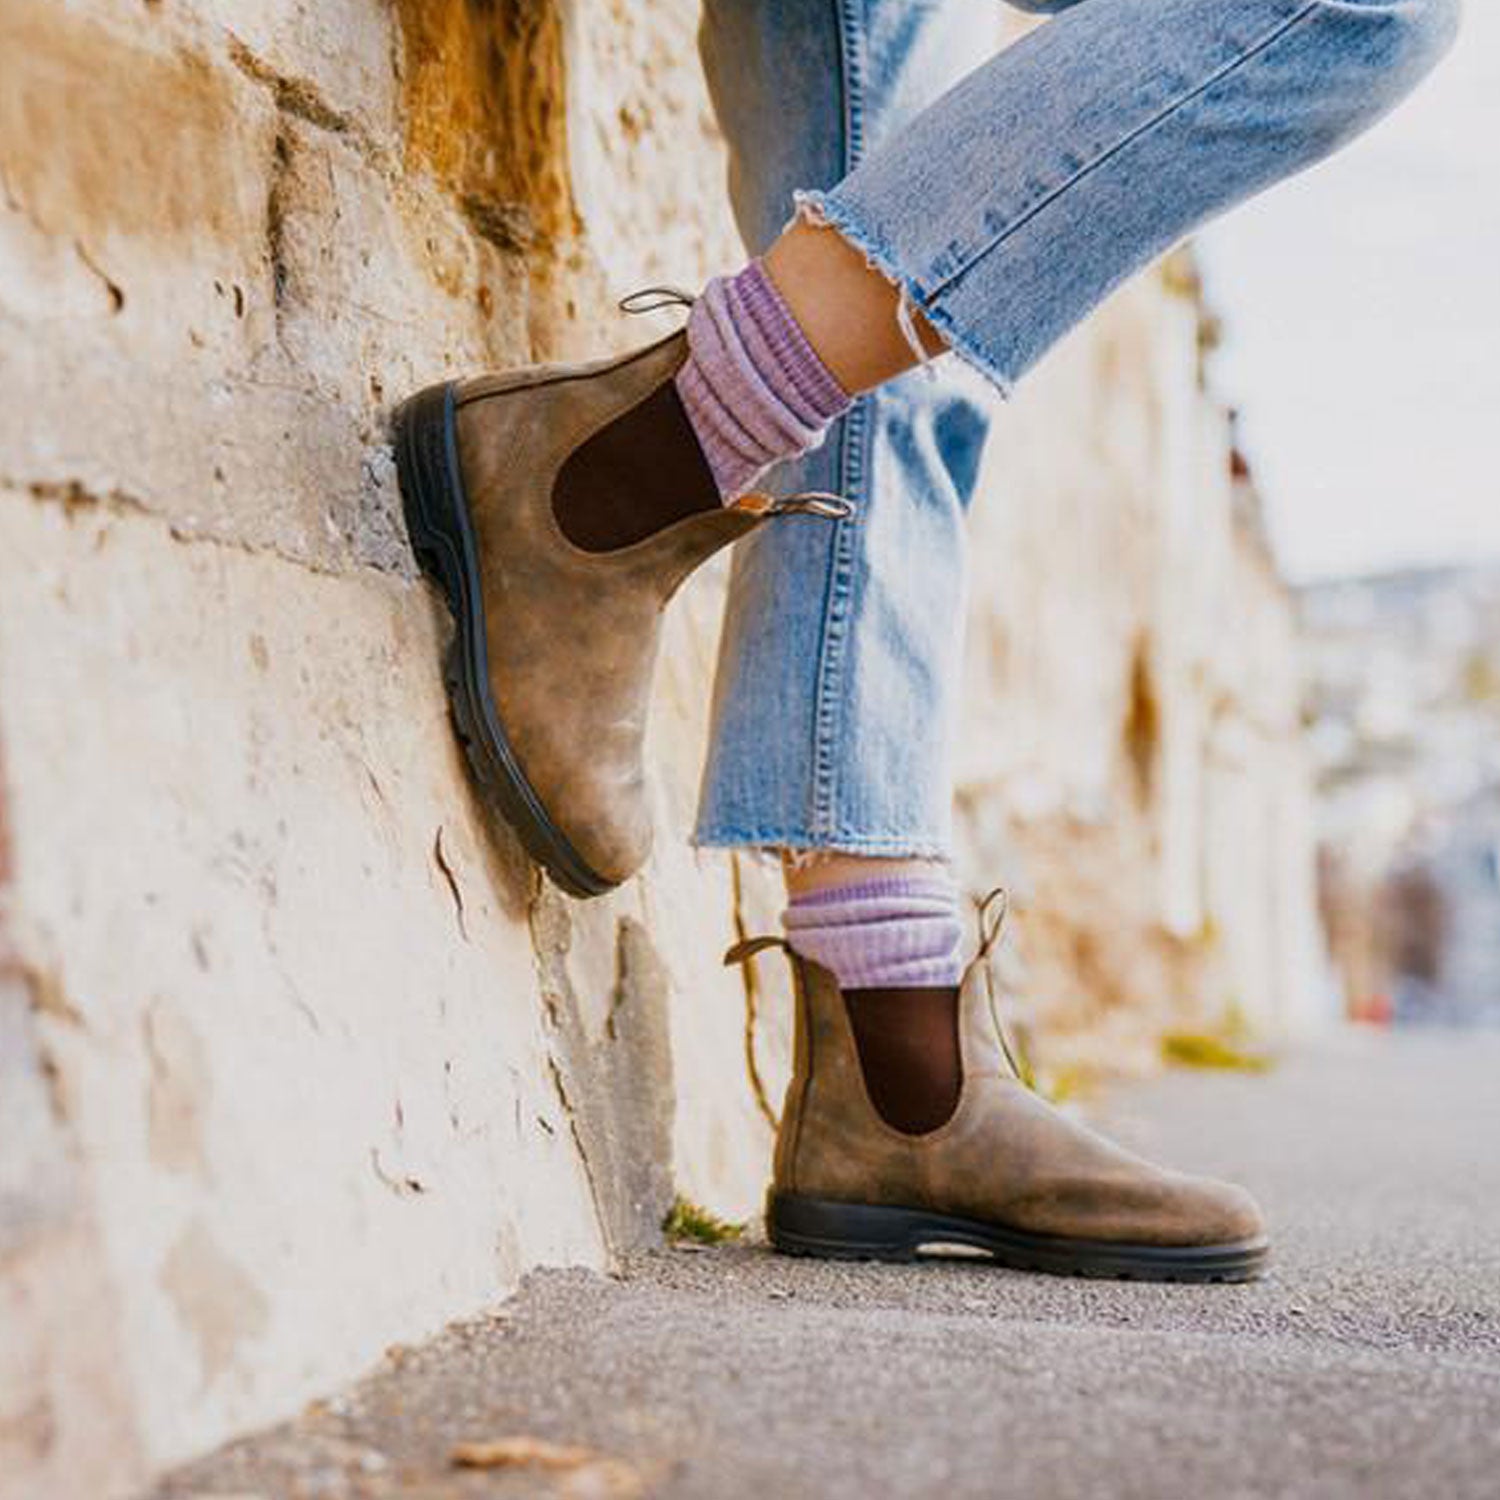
[393,0,582,250]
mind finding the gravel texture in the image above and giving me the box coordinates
[149,1030,1500,1500]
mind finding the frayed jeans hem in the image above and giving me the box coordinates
[691,826,954,861]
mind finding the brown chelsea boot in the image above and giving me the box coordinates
[727,906,1270,1282]
[393,330,844,897]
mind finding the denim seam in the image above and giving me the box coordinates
[805,0,870,843]
[837,0,867,161]
[927,1,1323,302]
[813,407,867,838]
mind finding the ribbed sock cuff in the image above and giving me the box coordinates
[675,259,851,498]
[782,874,965,990]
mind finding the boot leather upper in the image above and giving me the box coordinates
[453,333,758,886]
[775,951,1267,1249]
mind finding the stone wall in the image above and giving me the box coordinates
[0,3,1319,1495]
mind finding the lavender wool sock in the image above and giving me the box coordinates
[781,875,966,991]
[675,260,851,499]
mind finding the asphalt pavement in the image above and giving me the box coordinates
[152,1029,1500,1500]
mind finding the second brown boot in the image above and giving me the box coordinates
[727,908,1270,1283]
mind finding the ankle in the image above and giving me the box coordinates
[783,851,948,901]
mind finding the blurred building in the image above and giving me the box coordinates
[1300,565,1500,1023]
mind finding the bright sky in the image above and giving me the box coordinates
[1197,4,1500,585]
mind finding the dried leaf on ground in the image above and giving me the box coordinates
[452,1437,595,1470]
[451,1437,644,1497]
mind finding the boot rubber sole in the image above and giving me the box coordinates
[392,382,615,900]
[768,1191,1270,1284]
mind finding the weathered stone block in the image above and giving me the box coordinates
[0,491,608,1466]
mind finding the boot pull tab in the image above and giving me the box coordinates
[732,490,857,523]
[975,886,1010,961]
[724,935,790,968]
[968,886,1033,1089]
[619,285,696,316]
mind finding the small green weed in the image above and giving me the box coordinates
[662,1197,745,1245]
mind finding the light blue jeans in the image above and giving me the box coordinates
[694,0,1458,858]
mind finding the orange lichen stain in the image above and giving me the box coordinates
[1122,638,1160,808]
[0,2,261,245]
[392,0,581,249]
